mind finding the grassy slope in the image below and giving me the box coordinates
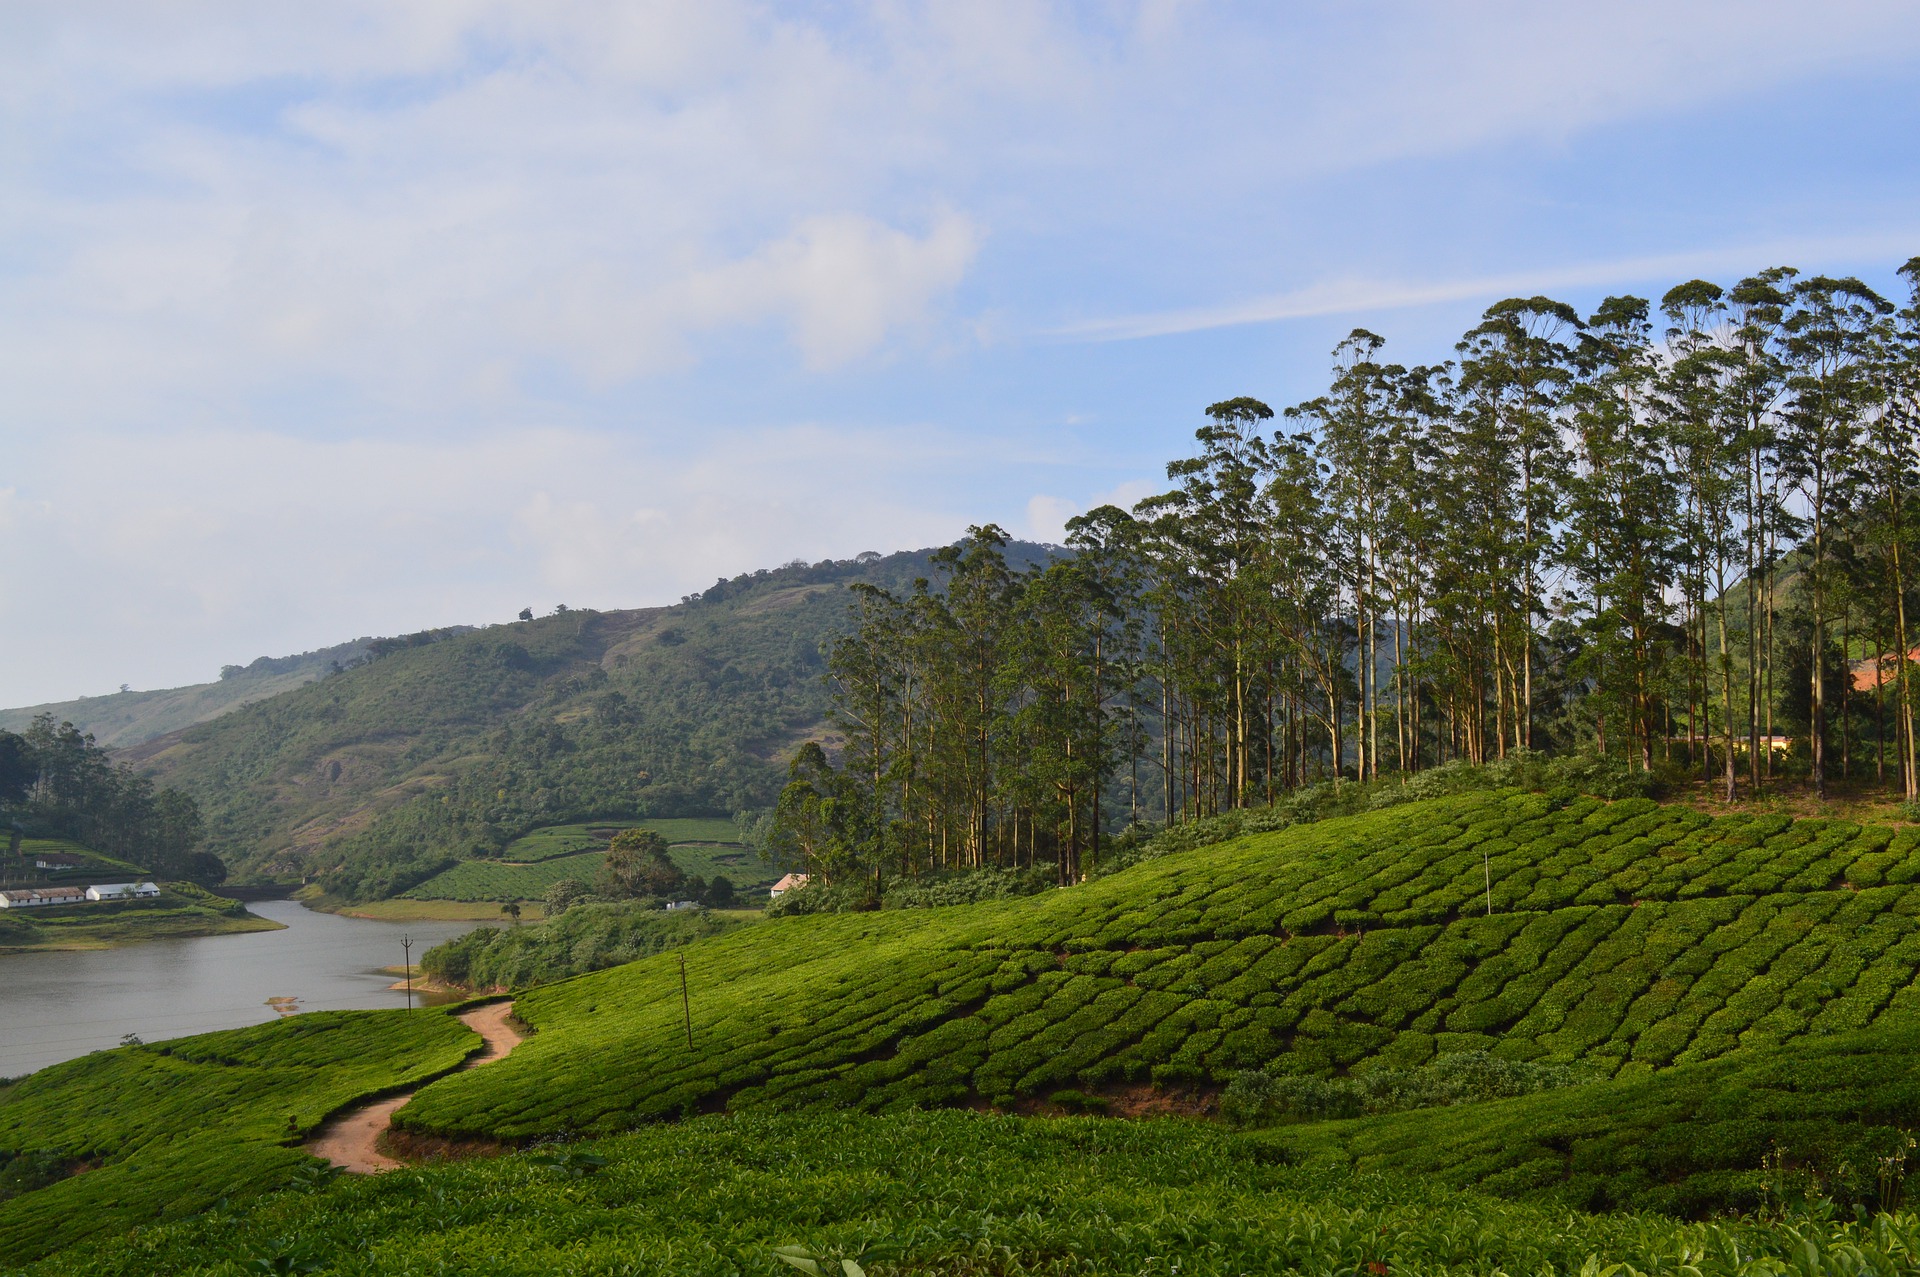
[401,817,773,901]
[395,791,1920,1141]
[122,548,1052,890]
[28,1112,1920,1277]
[0,1008,476,1262]
[0,638,370,748]
[1279,1020,1920,1216]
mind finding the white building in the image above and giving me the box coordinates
[85,882,161,902]
[0,886,88,909]
[768,872,809,900]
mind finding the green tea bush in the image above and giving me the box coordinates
[26,1109,1920,1277]
[389,790,1920,1145]
[1220,1051,1589,1125]
[421,901,744,988]
[1286,1020,1920,1217]
[403,851,608,901]
[0,1008,475,1262]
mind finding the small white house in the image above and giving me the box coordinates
[0,886,88,909]
[768,872,809,900]
[34,856,81,870]
[664,900,701,912]
[86,882,161,902]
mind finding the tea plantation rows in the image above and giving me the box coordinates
[1281,1017,1920,1216]
[498,818,745,863]
[398,790,1920,1140]
[0,1008,476,1261]
[26,1109,1920,1277]
[403,840,773,901]
[401,850,609,901]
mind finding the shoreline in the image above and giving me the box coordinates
[0,909,284,954]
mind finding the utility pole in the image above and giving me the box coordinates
[402,933,413,1010]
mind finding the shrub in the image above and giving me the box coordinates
[1221,1051,1590,1127]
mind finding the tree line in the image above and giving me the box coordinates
[770,260,1920,893]
[0,715,218,881]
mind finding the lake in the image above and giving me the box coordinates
[0,901,495,1076]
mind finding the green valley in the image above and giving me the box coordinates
[106,548,1052,899]
[17,792,1920,1271]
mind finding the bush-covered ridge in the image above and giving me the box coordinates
[0,1008,476,1262]
[27,1109,1920,1277]
[394,790,1920,1142]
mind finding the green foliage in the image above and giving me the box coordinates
[401,852,607,902]
[390,792,1920,1143]
[499,818,743,862]
[1,716,216,882]
[1284,1020,1920,1218]
[420,901,744,989]
[1095,748,1669,878]
[0,1008,475,1263]
[597,828,682,898]
[26,1109,1920,1277]
[1220,1051,1589,1125]
[767,863,1056,915]
[129,549,1049,897]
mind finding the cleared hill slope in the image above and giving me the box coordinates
[396,790,1920,1140]
[0,638,374,748]
[121,546,1054,891]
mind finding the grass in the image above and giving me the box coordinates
[346,898,549,922]
[389,790,1920,1143]
[0,1007,477,1262]
[24,1110,1920,1277]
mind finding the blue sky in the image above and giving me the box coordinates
[3,1,1920,705]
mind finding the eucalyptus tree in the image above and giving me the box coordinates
[1660,280,1749,798]
[1781,277,1893,796]
[1726,269,1796,787]
[1136,398,1278,810]
[1290,330,1403,781]
[1563,296,1675,769]
[1847,258,1920,797]
[1454,297,1582,754]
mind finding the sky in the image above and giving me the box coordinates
[3,1,1920,706]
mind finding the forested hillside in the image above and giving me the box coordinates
[123,546,1054,894]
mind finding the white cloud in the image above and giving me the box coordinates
[1022,480,1161,544]
[1056,229,1920,342]
[0,423,975,703]
[2,1,1918,703]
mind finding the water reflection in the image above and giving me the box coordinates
[0,901,495,1075]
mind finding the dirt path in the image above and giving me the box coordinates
[306,1002,523,1174]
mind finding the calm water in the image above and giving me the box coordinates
[0,901,495,1075]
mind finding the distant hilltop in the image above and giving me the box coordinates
[0,635,385,748]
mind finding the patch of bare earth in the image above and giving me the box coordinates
[305,1002,524,1174]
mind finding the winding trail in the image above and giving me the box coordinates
[306,1002,523,1174]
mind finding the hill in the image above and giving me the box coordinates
[20,1110,1911,1277]
[19,793,1920,1269]
[394,790,1920,1142]
[119,545,1057,894]
[0,637,376,749]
